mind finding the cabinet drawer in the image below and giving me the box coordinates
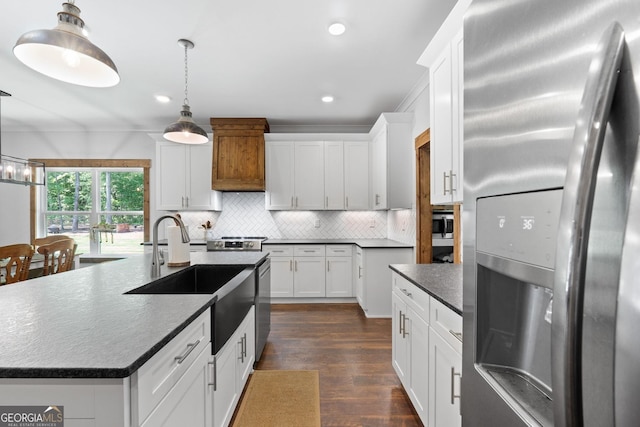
[294,245,326,257]
[134,308,211,424]
[265,245,294,257]
[393,274,430,321]
[430,298,462,353]
[326,245,352,257]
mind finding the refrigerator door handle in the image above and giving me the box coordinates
[615,139,640,425]
[552,22,625,427]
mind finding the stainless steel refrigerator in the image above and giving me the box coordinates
[462,0,640,426]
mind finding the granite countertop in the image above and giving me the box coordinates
[389,264,462,315]
[263,238,413,248]
[0,251,267,379]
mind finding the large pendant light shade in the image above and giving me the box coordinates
[163,39,208,145]
[13,1,119,88]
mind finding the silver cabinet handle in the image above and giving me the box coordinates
[174,339,200,364]
[375,194,380,205]
[358,266,362,278]
[242,333,247,359]
[346,196,349,209]
[208,360,215,387]
[402,313,409,338]
[238,337,245,363]
[451,367,462,405]
[181,196,185,208]
[398,310,404,335]
[185,196,189,207]
[449,329,463,342]
[443,171,450,195]
[289,259,293,271]
[552,23,624,427]
[327,260,330,272]
[450,171,457,193]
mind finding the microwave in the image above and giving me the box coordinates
[432,212,454,242]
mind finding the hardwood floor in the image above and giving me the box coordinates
[251,303,422,427]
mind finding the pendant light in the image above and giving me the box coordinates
[0,91,46,186]
[163,39,209,145]
[13,1,119,88]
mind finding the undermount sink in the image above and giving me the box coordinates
[126,265,248,294]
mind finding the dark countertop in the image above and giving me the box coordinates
[389,264,462,315]
[263,238,414,249]
[0,251,267,379]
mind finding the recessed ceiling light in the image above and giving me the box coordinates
[322,95,334,103]
[328,22,346,36]
[155,95,171,103]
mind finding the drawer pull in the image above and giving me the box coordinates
[449,329,463,342]
[175,339,200,364]
[400,288,413,298]
[208,360,215,388]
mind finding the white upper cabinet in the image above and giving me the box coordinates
[265,135,369,211]
[369,113,414,210]
[429,28,463,204]
[343,141,370,210]
[156,139,222,211]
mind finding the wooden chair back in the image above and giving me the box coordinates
[34,235,74,247]
[37,239,77,275]
[0,244,35,284]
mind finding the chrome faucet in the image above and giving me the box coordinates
[151,214,190,277]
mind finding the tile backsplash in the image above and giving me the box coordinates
[169,192,415,243]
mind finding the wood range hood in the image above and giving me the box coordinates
[210,118,270,191]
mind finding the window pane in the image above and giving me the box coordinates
[46,171,92,212]
[97,214,144,254]
[100,171,144,211]
[44,214,91,255]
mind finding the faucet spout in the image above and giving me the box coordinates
[151,214,190,277]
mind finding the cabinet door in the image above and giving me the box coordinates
[324,141,345,209]
[265,141,295,209]
[428,327,462,427]
[294,141,325,209]
[270,256,294,297]
[157,143,188,210]
[370,128,387,210]
[430,43,454,205]
[214,339,239,427]
[344,141,369,210]
[392,292,409,385]
[450,28,464,203]
[237,308,255,386]
[187,143,218,210]
[141,343,212,427]
[293,256,326,297]
[408,307,429,422]
[325,256,353,297]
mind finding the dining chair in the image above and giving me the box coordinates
[34,235,75,247]
[37,238,77,275]
[0,244,35,284]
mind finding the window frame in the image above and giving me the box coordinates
[30,159,151,245]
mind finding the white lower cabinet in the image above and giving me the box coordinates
[267,245,353,299]
[325,245,353,297]
[141,342,212,427]
[391,272,462,427]
[358,247,413,317]
[392,277,430,421]
[214,306,255,427]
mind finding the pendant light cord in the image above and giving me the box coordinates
[183,43,189,106]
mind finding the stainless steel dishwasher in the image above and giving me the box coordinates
[255,257,271,362]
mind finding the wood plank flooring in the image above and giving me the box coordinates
[248,303,422,427]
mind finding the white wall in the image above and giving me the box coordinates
[0,131,156,245]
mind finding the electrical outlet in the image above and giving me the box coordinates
[369,219,376,228]
[402,220,407,231]
[314,219,320,228]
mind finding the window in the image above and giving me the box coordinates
[30,159,150,255]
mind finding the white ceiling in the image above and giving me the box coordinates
[0,0,456,133]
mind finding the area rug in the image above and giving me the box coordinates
[232,370,321,427]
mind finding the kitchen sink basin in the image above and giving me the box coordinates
[126,265,248,294]
[126,264,257,354]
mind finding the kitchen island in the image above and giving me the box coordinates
[389,263,462,314]
[0,251,267,427]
